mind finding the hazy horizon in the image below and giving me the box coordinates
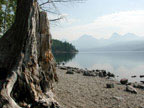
[53,32,144,41]
[70,33,144,51]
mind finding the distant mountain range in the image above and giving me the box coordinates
[72,33,144,51]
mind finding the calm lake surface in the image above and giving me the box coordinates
[54,51,144,82]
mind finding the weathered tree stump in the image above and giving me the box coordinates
[0,0,59,107]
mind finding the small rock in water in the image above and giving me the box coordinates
[96,69,100,72]
[66,69,74,74]
[140,75,144,78]
[107,72,115,77]
[62,62,65,65]
[131,75,136,78]
[106,83,114,88]
[140,81,144,84]
[120,78,128,85]
[92,70,95,72]
[126,85,137,94]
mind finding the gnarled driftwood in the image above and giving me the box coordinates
[0,0,59,107]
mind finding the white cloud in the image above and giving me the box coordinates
[51,10,144,40]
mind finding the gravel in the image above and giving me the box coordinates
[53,68,144,108]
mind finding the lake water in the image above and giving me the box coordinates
[54,51,144,82]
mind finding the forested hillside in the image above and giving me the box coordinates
[52,39,78,53]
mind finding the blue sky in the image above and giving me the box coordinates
[49,0,144,40]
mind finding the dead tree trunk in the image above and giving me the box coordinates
[0,0,59,107]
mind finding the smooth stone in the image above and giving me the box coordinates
[126,85,137,94]
[131,75,136,78]
[106,83,114,88]
[96,69,100,72]
[107,72,115,77]
[101,70,107,77]
[120,78,128,85]
[140,81,144,84]
[140,75,144,78]
[83,71,96,76]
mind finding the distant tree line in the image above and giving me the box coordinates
[52,39,78,53]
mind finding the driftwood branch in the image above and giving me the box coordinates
[40,0,84,6]
[49,17,63,21]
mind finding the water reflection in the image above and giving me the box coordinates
[53,53,77,64]
[61,51,144,82]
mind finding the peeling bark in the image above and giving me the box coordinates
[0,0,59,108]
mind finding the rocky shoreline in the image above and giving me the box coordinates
[54,66,144,108]
[60,66,115,78]
[59,66,144,92]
